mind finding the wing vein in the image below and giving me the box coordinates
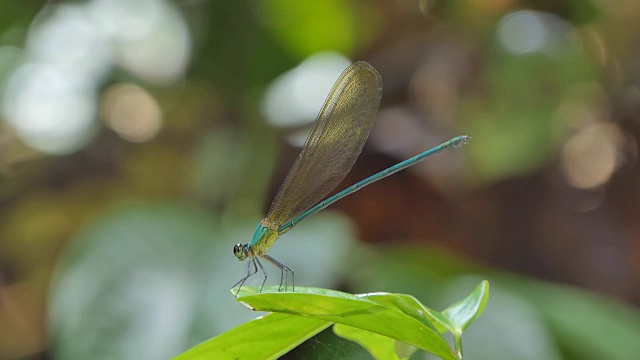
[266,61,383,226]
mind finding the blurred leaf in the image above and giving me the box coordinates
[49,202,219,360]
[175,312,331,360]
[524,0,600,25]
[235,286,459,360]
[259,0,377,59]
[565,0,600,24]
[191,0,295,95]
[121,145,188,196]
[350,245,477,300]
[189,126,276,209]
[463,41,599,183]
[505,280,640,360]
[0,3,42,35]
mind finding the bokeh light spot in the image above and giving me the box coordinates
[262,52,351,129]
[497,10,581,59]
[561,123,622,189]
[497,11,547,55]
[87,0,191,85]
[1,0,190,155]
[2,62,97,154]
[102,84,163,143]
[27,4,112,82]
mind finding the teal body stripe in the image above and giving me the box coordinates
[278,135,468,234]
[250,224,268,246]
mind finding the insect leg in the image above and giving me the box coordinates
[231,257,258,297]
[262,254,294,292]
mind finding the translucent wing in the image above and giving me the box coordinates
[266,61,382,226]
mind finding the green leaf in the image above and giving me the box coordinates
[443,280,490,333]
[237,286,458,360]
[393,340,418,360]
[440,280,490,358]
[174,312,331,360]
[361,292,454,334]
[334,323,415,360]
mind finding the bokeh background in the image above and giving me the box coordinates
[1,0,639,359]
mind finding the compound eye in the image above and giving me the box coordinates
[233,243,247,260]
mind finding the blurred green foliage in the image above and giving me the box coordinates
[0,0,639,359]
[463,48,598,181]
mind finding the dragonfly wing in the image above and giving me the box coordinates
[266,61,383,226]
